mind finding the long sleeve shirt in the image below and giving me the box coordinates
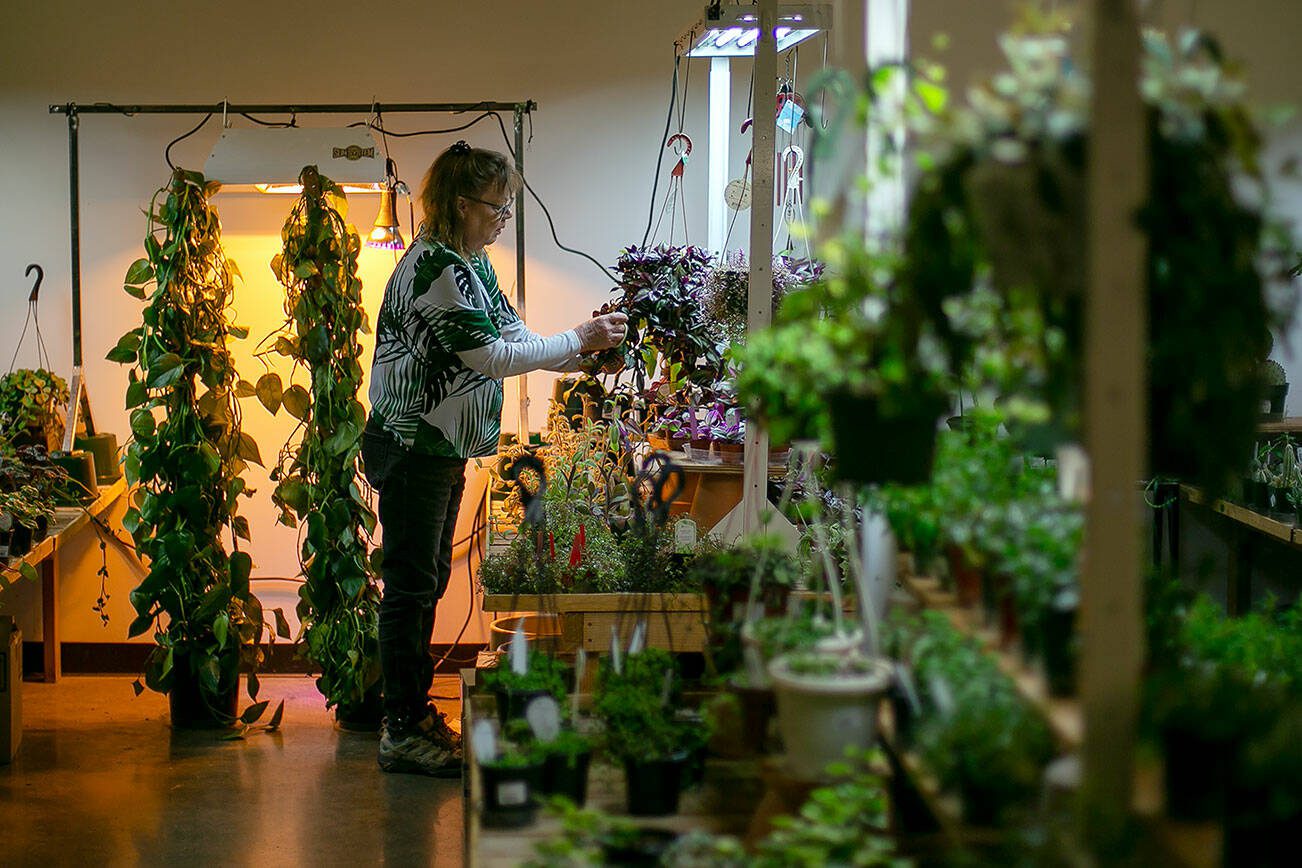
[367,236,581,458]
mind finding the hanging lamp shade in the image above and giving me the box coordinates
[367,187,405,250]
[203,127,386,193]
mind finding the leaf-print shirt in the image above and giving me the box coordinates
[368,237,581,458]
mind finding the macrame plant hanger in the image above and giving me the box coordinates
[649,58,695,247]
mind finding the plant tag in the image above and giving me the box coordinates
[1056,443,1090,503]
[776,99,805,133]
[928,675,956,718]
[610,626,623,675]
[471,719,498,764]
[673,517,698,552]
[628,619,647,656]
[660,669,673,707]
[495,780,528,807]
[526,696,562,743]
[895,663,922,713]
[510,618,529,675]
[572,649,587,722]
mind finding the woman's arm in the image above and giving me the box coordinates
[457,329,582,379]
[495,316,585,372]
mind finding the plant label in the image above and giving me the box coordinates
[1056,443,1090,503]
[471,719,498,764]
[510,618,529,675]
[673,517,698,552]
[660,669,673,708]
[495,780,529,807]
[628,619,647,656]
[572,649,587,722]
[526,696,562,743]
[609,626,623,675]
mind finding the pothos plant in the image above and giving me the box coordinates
[107,168,281,728]
[249,166,379,711]
[0,368,70,449]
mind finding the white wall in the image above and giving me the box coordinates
[2,0,1300,646]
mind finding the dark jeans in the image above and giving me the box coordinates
[361,423,467,727]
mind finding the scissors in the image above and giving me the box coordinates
[505,453,548,530]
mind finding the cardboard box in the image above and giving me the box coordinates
[0,615,21,763]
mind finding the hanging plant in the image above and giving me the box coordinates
[0,368,70,450]
[107,168,280,728]
[250,165,379,711]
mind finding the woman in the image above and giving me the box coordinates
[363,141,626,776]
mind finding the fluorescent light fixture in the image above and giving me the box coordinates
[204,126,386,193]
[675,3,830,57]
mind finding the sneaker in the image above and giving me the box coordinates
[413,705,462,758]
[377,723,461,778]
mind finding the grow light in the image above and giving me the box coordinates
[204,126,386,193]
[675,3,830,58]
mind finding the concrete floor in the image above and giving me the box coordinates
[0,675,465,867]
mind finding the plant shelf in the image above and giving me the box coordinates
[481,592,708,654]
[1179,484,1302,547]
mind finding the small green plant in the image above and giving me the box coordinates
[480,650,569,704]
[0,368,69,448]
[594,649,699,761]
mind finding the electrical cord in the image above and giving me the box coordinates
[164,113,213,170]
[641,53,680,247]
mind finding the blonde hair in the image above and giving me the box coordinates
[417,144,521,250]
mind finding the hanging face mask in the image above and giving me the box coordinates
[776,99,805,134]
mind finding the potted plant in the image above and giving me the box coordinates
[595,648,702,816]
[478,743,546,828]
[479,649,569,725]
[767,649,892,780]
[1223,703,1302,866]
[532,727,594,806]
[0,485,52,559]
[107,168,275,730]
[1259,357,1288,421]
[740,606,860,690]
[703,250,823,346]
[247,166,381,724]
[0,368,69,451]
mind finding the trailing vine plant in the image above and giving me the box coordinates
[108,168,280,728]
[250,166,380,712]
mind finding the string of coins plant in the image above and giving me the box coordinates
[250,166,379,712]
[108,168,281,726]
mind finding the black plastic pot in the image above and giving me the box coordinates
[828,391,941,485]
[32,514,49,544]
[7,522,33,559]
[479,760,544,828]
[1041,603,1078,698]
[0,527,11,560]
[1223,783,1299,868]
[493,686,553,726]
[1162,726,1235,822]
[169,660,239,730]
[598,828,678,867]
[335,687,384,733]
[624,753,687,816]
[541,749,592,806]
[1241,478,1264,509]
[1263,383,1288,420]
[729,677,777,756]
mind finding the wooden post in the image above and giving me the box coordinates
[1079,0,1147,849]
[41,556,61,682]
[742,0,779,534]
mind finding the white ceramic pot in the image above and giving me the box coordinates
[768,653,892,779]
[740,623,864,689]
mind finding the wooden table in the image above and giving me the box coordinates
[661,452,788,534]
[460,668,764,868]
[1,477,128,682]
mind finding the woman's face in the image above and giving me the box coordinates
[456,183,513,253]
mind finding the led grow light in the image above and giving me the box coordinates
[204,126,386,193]
[675,3,830,58]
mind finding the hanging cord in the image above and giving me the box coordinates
[239,112,297,128]
[9,265,52,373]
[164,113,213,170]
[641,54,681,247]
[722,65,755,253]
[349,111,500,138]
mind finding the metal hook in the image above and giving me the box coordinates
[25,264,43,302]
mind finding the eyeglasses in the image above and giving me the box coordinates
[462,194,513,221]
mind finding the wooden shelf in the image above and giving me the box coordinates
[1257,417,1302,435]
[461,668,765,868]
[1180,483,1302,547]
[899,572,1083,752]
[3,476,129,573]
[481,592,708,654]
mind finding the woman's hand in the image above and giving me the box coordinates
[575,312,629,351]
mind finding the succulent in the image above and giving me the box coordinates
[1261,359,1288,386]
